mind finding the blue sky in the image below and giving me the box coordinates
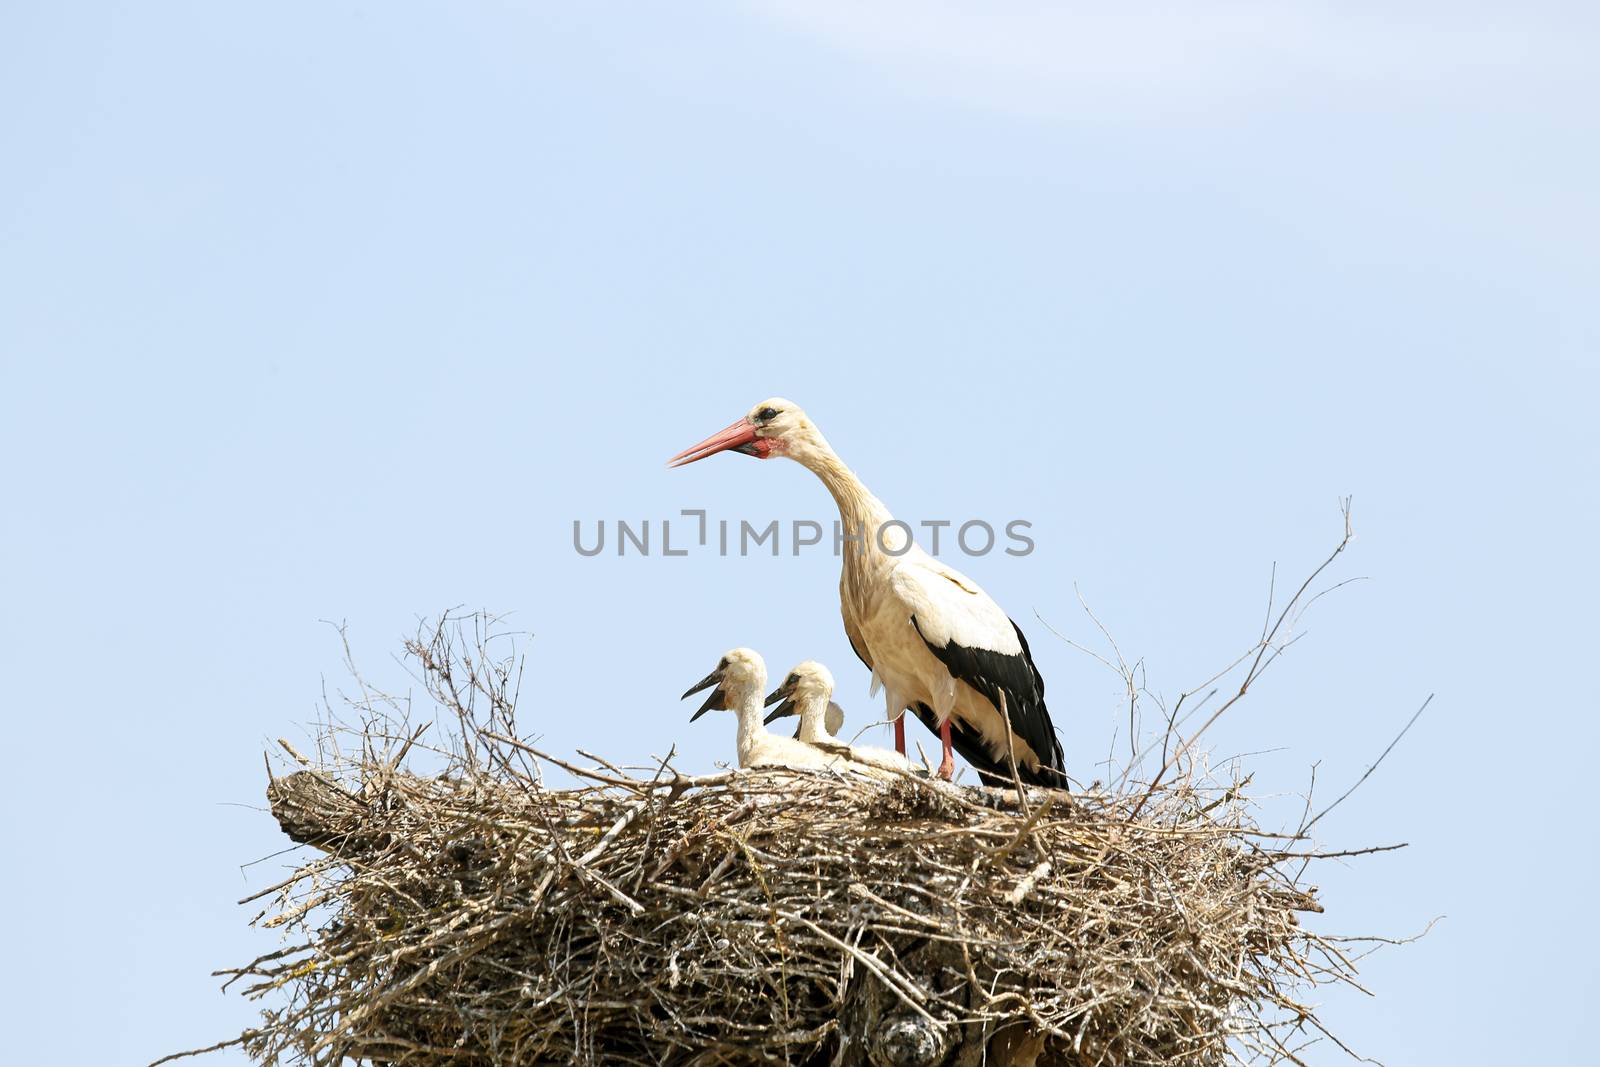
[2,3,1596,1064]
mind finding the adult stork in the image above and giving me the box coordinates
[765,660,913,774]
[670,400,1068,788]
[681,648,838,772]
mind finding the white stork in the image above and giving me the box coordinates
[764,660,913,774]
[670,400,1068,789]
[681,647,838,772]
[778,682,844,742]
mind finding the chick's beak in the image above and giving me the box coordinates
[690,690,724,721]
[682,667,727,721]
[761,698,798,726]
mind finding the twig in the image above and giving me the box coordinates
[1302,695,1432,836]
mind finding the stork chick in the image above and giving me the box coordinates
[681,648,836,772]
[784,696,843,741]
[764,661,914,774]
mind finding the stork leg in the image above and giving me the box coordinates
[893,714,906,756]
[937,719,956,780]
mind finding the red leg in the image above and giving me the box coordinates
[937,719,956,780]
[893,714,907,755]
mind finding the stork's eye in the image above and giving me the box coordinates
[786,674,799,687]
[756,406,779,422]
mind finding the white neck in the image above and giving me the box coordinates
[796,693,831,744]
[791,430,904,597]
[731,689,768,765]
[795,435,891,529]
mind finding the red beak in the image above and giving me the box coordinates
[668,418,770,467]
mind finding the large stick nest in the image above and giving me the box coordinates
[227,753,1356,1065]
[194,605,1384,1067]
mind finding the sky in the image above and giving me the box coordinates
[1,3,1597,1064]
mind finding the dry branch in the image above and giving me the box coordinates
[171,591,1398,1067]
[233,753,1356,1067]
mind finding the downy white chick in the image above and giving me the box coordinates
[764,661,915,775]
[681,648,837,771]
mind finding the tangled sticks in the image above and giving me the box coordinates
[212,725,1356,1067]
[171,508,1395,1066]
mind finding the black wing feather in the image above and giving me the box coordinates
[911,615,1068,789]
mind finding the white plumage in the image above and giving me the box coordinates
[764,661,914,775]
[820,700,845,739]
[671,400,1067,788]
[680,648,840,772]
